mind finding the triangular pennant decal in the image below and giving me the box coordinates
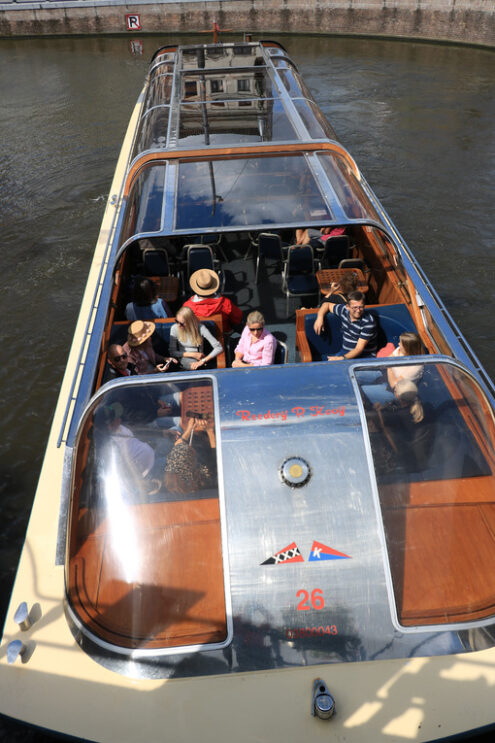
[261,542,304,565]
[308,540,351,561]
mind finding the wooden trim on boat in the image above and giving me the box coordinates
[124,141,361,197]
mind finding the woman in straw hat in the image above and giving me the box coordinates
[123,320,177,374]
[169,306,222,370]
[184,269,242,333]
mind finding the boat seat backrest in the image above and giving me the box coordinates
[108,316,225,370]
[370,304,417,350]
[301,303,417,361]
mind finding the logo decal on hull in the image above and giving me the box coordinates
[261,541,351,564]
[261,542,304,564]
[308,540,351,561]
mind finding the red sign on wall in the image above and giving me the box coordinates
[126,14,142,31]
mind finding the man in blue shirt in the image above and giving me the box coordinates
[313,291,377,360]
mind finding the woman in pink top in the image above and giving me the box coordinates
[232,311,276,368]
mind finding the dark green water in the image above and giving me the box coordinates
[0,33,493,741]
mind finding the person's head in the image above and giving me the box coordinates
[132,276,157,306]
[176,305,201,345]
[346,291,366,320]
[246,310,265,339]
[338,273,359,296]
[127,320,155,348]
[189,268,220,297]
[398,332,424,356]
[94,401,124,432]
[107,344,129,372]
[394,379,424,423]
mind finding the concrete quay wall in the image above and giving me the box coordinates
[0,0,494,48]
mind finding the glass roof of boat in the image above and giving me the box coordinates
[131,41,338,159]
[121,151,381,240]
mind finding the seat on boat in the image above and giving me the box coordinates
[142,246,171,276]
[96,315,226,388]
[317,235,350,268]
[296,303,418,362]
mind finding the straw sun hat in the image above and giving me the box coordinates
[127,320,155,346]
[189,269,220,296]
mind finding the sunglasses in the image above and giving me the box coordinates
[249,326,264,333]
[112,353,128,362]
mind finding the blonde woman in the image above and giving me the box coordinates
[232,311,276,368]
[169,306,222,370]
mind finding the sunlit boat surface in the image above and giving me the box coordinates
[1,38,495,743]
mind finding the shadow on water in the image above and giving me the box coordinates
[0,32,493,741]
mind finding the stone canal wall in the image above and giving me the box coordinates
[0,0,493,47]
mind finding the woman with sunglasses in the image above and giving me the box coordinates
[169,306,222,370]
[232,311,276,368]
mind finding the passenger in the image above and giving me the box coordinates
[123,320,177,374]
[163,417,216,495]
[359,332,425,406]
[125,276,171,322]
[102,344,137,384]
[169,305,222,370]
[372,379,433,472]
[184,269,243,332]
[94,402,155,479]
[322,274,358,304]
[313,291,377,360]
[295,226,346,249]
[386,332,425,389]
[232,311,276,368]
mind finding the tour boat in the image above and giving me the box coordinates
[1,38,495,742]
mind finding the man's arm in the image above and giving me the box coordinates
[328,337,369,361]
[313,301,336,335]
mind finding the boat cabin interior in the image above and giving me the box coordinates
[64,41,495,667]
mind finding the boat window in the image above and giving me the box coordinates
[271,57,297,71]
[181,45,259,70]
[318,152,380,221]
[121,164,166,242]
[132,107,170,156]
[177,98,296,146]
[356,360,495,627]
[66,377,229,652]
[266,45,287,57]
[293,98,338,140]
[175,154,333,230]
[277,68,314,101]
[145,72,173,109]
[180,68,280,101]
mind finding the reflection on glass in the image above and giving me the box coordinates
[122,165,166,241]
[180,68,279,102]
[293,98,338,141]
[176,155,332,230]
[356,362,495,628]
[178,98,296,146]
[132,107,170,157]
[318,152,380,221]
[67,378,227,651]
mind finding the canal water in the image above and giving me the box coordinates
[0,33,493,741]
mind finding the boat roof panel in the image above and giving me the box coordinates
[131,41,339,161]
